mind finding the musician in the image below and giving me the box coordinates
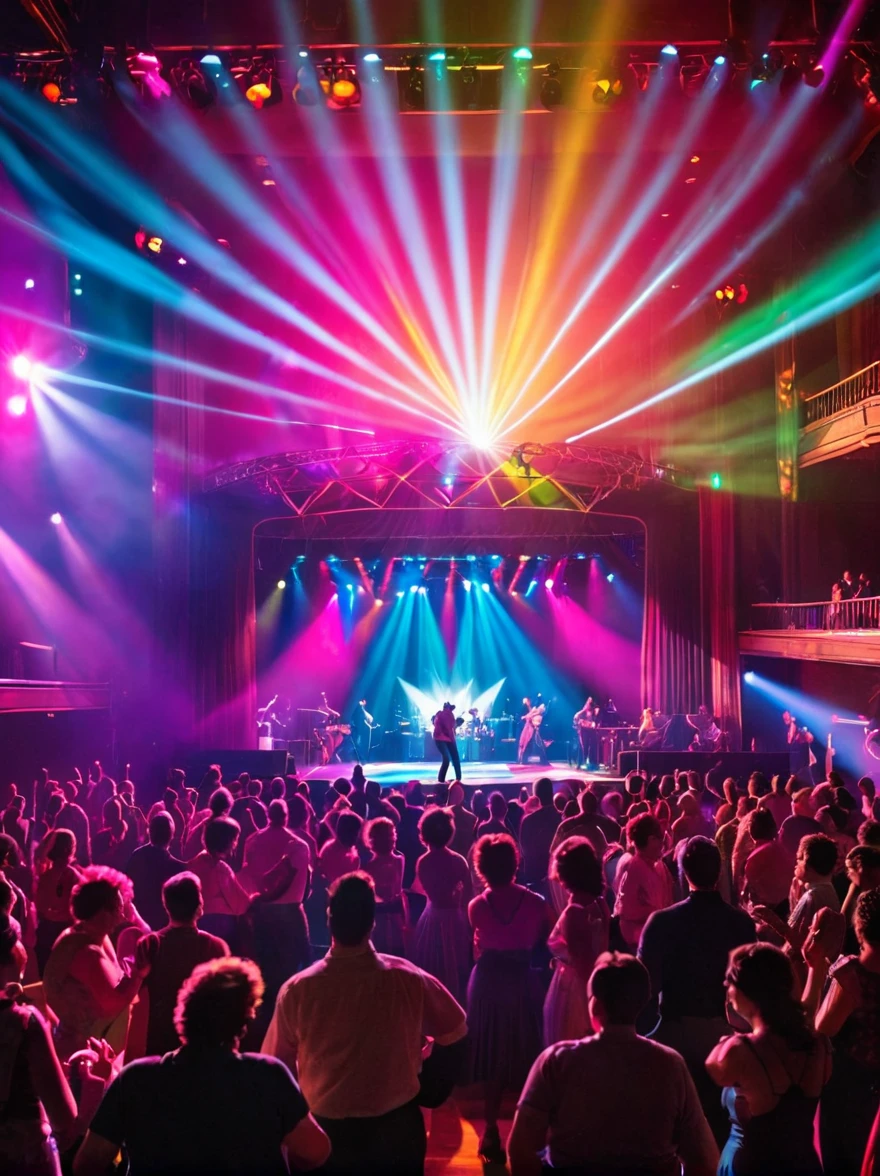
[518,700,550,765]
[432,702,462,784]
[685,705,722,752]
[316,692,343,765]
[351,699,379,763]
[573,697,599,769]
[256,695,293,740]
[638,708,663,749]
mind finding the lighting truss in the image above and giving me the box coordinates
[204,439,686,517]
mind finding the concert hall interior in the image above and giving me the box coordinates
[9,0,880,1171]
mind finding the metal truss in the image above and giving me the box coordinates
[204,440,682,517]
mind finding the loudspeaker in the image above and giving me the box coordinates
[181,749,293,782]
[616,750,791,781]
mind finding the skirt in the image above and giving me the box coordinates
[543,960,590,1046]
[467,949,543,1088]
[411,903,471,1003]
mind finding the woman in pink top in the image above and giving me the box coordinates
[467,833,553,1164]
[317,811,362,887]
[741,809,794,913]
[543,837,609,1046]
[411,808,472,1000]
[187,817,254,952]
[613,813,673,947]
[364,817,407,956]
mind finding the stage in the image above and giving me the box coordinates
[299,759,621,795]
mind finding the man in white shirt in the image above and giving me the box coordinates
[243,799,311,1015]
[263,872,467,1174]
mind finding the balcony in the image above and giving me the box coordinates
[740,598,880,666]
[799,361,880,468]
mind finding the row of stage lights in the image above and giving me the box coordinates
[4,40,841,114]
[271,553,617,602]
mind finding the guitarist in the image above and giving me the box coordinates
[518,698,550,765]
[573,697,599,769]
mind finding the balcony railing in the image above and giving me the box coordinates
[803,361,880,425]
[751,597,880,631]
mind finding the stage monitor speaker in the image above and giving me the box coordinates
[181,749,293,782]
[616,750,792,781]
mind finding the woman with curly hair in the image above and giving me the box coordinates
[74,958,330,1176]
[410,807,472,1000]
[543,837,609,1046]
[43,867,150,1060]
[707,943,830,1174]
[467,833,553,1164]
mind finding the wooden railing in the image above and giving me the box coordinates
[803,361,880,425]
[751,597,880,631]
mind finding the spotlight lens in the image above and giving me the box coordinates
[714,55,727,66]
[410,584,418,593]
[545,578,555,589]
[10,355,32,381]
[277,579,286,589]
[428,50,447,62]
[363,52,381,63]
[24,279,35,289]
[50,512,62,525]
[7,395,28,417]
[481,583,490,593]
[744,671,756,683]
[42,82,61,103]
[246,82,272,104]
[200,53,222,66]
[298,49,310,59]
[331,77,357,100]
[710,472,723,490]
[606,572,615,582]
[512,47,533,60]
[396,591,404,598]
[661,44,679,57]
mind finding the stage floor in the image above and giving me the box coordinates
[300,759,619,791]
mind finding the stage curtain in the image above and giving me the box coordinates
[152,311,256,749]
[699,488,742,750]
[641,497,708,715]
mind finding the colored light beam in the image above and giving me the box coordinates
[0,89,459,429]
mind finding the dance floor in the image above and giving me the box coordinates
[301,759,619,792]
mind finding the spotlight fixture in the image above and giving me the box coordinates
[277,579,286,589]
[172,59,215,109]
[545,578,555,590]
[6,395,28,417]
[329,66,361,109]
[592,75,623,104]
[363,52,382,64]
[481,583,490,593]
[606,572,615,582]
[409,584,419,594]
[709,472,723,490]
[10,354,32,381]
[540,61,562,109]
[41,81,61,103]
[744,670,756,683]
[127,51,171,99]
[403,59,425,110]
[24,279,34,289]
[50,512,62,525]
[293,64,321,106]
[512,47,533,61]
[661,44,679,58]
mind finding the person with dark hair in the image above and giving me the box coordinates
[187,817,255,948]
[44,867,149,1061]
[509,952,718,1176]
[548,787,611,863]
[56,780,91,866]
[34,829,82,974]
[0,981,77,1175]
[707,943,830,1175]
[758,773,793,827]
[411,807,472,1002]
[128,872,229,1059]
[91,798,131,871]
[317,811,362,888]
[447,782,477,856]
[182,786,234,859]
[477,791,510,836]
[741,808,794,914]
[780,789,822,856]
[0,880,27,985]
[244,799,312,1013]
[543,837,609,1045]
[433,701,462,785]
[125,812,185,932]
[614,813,673,948]
[807,887,880,1174]
[786,833,840,946]
[74,957,330,1176]
[264,873,467,1175]
[467,833,553,1163]
[518,779,560,890]
[638,837,756,1145]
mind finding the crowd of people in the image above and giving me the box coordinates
[3,759,880,1173]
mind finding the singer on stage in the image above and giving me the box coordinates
[433,702,462,784]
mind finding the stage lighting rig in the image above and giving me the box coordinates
[171,58,215,108]
[328,65,361,109]
[233,57,282,108]
[126,51,171,99]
